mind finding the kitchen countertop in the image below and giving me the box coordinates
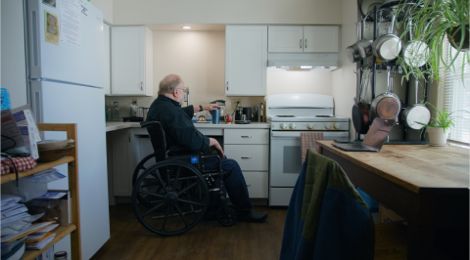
[106,121,270,132]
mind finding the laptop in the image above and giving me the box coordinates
[332,118,395,152]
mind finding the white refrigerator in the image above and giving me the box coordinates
[25,0,110,259]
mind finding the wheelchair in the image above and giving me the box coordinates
[131,121,238,236]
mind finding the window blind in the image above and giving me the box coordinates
[438,39,470,144]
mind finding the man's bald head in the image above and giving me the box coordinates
[158,74,183,95]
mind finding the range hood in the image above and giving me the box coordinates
[267,53,339,71]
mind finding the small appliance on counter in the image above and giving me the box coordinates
[123,105,149,122]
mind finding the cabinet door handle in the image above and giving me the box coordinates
[241,136,252,138]
[247,184,252,187]
[305,39,307,49]
[241,157,252,159]
[226,81,229,91]
[299,39,302,49]
[140,81,143,91]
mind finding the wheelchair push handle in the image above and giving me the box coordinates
[140,121,161,128]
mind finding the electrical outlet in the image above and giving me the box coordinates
[231,99,242,110]
[132,99,138,106]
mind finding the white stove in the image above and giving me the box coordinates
[265,93,350,206]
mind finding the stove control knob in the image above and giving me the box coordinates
[289,123,296,130]
[280,123,287,130]
[325,123,331,130]
[307,123,314,130]
[334,123,340,130]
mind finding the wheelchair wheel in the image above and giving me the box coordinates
[132,153,156,208]
[217,205,238,227]
[132,160,209,236]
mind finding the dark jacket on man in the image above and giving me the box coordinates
[146,95,211,155]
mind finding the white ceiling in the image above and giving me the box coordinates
[146,24,226,31]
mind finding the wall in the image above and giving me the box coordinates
[331,0,358,140]
[112,0,343,25]
[105,30,264,119]
[91,0,113,24]
[267,70,332,96]
[105,30,337,119]
[1,0,27,109]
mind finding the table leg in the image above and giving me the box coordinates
[407,193,436,259]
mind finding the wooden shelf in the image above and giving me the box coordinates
[22,225,77,260]
[1,156,74,184]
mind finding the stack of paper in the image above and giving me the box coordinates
[26,231,57,250]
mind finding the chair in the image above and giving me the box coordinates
[131,121,237,236]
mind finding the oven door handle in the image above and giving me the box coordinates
[271,132,301,138]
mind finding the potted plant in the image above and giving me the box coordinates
[394,0,469,83]
[416,103,455,146]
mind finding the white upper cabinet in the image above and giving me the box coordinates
[111,26,153,96]
[303,26,339,53]
[225,25,267,96]
[268,26,304,53]
[268,26,339,53]
[103,23,111,95]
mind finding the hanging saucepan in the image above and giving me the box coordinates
[352,69,372,134]
[402,19,430,67]
[372,13,402,62]
[346,20,374,63]
[371,66,401,119]
[400,79,431,130]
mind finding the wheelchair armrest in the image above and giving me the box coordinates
[201,154,223,175]
[168,145,192,153]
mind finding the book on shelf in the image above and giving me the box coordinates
[47,190,71,226]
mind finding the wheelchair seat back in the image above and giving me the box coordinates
[140,121,168,162]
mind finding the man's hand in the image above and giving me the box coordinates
[209,138,224,158]
[203,104,221,111]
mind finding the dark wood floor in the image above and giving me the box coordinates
[90,204,288,260]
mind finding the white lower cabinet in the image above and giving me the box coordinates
[224,128,269,199]
[243,171,269,199]
[110,129,134,196]
[224,145,268,171]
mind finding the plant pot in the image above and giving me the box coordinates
[447,24,470,52]
[426,127,449,146]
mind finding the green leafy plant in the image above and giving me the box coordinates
[416,102,455,138]
[394,0,470,83]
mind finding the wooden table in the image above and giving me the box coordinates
[317,141,469,259]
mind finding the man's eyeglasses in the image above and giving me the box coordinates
[175,87,188,93]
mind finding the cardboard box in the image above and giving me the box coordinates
[379,203,407,225]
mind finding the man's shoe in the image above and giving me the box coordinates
[239,209,267,223]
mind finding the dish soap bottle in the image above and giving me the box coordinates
[112,101,120,121]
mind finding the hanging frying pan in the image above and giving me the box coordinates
[372,12,402,62]
[402,19,430,67]
[400,79,431,129]
[352,69,371,134]
[370,66,401,119]
[346,20,374,63]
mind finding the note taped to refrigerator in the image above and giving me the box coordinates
[44,10,59,45]
[60,0,82,48]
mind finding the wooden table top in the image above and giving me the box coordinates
[317,141,470,194]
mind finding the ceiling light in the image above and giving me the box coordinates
[300,66,313,69]
[182,26,191,30]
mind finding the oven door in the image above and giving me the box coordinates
[270,131,349,187]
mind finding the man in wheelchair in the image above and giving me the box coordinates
[146,74,268,223]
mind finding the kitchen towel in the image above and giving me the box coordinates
[4,157,38,173]
[300,133,323,163]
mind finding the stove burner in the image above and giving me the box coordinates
[277,115,296,117]
[316,115,334,117]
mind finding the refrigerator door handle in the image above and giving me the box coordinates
[140,81,143,91]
